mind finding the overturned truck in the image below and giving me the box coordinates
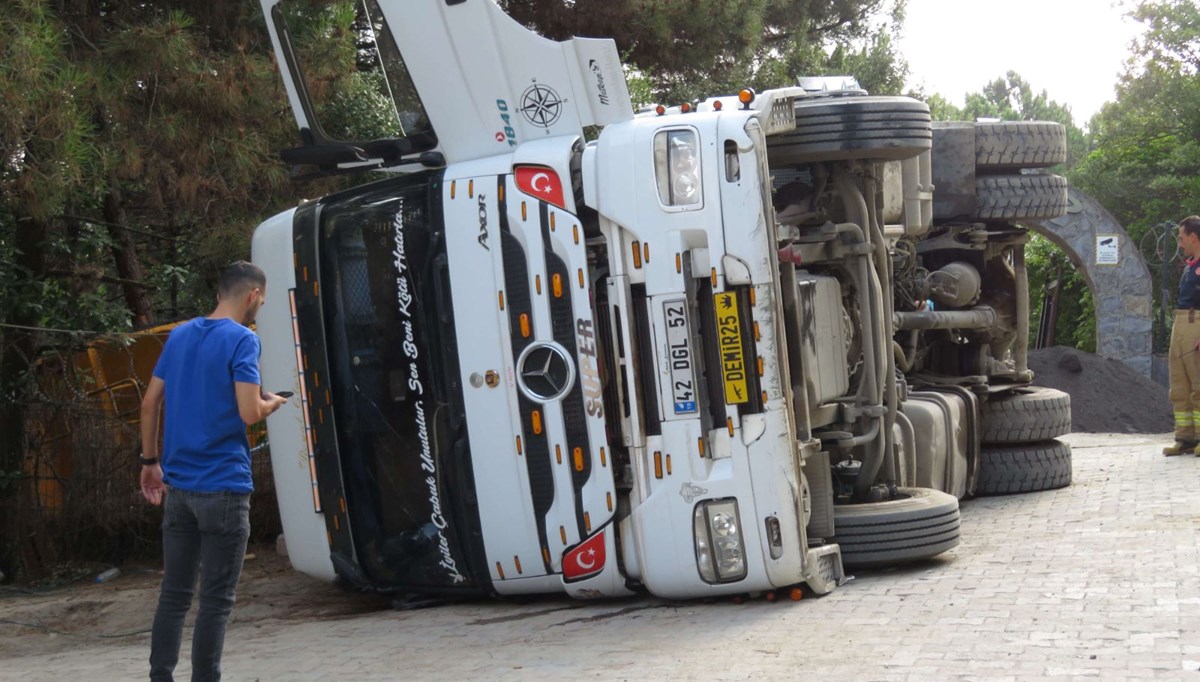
[252,0,1073,600]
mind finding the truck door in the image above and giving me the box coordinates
[261,0,634,167]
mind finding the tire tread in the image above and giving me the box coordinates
[975,121,1067,169]
[981,386,1072,444]
[976,440,1073,495]
[976,173,1068,221]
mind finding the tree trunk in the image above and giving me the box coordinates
[103,180,155,327]
[0,214,50,582]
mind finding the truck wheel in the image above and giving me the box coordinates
[975,172,1068,222]
[975,121,1067,170]
[770,96,931,163]
[976,440,1072,495]
[980,386,1072,444]
[831,487,960,569]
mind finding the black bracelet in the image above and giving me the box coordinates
[138,454,160,466]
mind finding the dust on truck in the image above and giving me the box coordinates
[252,0,1072,600]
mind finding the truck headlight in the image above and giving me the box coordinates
[693,498,747,583]
[654,129,702,207]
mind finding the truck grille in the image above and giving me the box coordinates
[498,182,598,562]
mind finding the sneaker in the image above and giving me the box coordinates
[1164,440,1198,456]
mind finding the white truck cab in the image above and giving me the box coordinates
[253,0,1071,600]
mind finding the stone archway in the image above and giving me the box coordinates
[1027,187,1153,377]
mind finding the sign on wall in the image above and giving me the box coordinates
[1095,234,1119,265]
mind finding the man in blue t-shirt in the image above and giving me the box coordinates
[139,261,288,681]
[1166,216,1200,455]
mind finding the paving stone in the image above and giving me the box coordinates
[4,432,1200,679]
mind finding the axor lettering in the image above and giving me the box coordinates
[477,194,489,251]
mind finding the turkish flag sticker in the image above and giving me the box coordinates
[562,528,606,582]
[515,165,566,209]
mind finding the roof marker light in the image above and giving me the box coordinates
[738,88,755,109]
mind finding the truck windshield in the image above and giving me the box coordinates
[273,0,434,146]
[313,173,478,590]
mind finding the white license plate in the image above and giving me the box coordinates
[663,300,697,414]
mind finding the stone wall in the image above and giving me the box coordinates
[1029,188,1153,377]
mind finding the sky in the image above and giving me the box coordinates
[897,0,1144,124]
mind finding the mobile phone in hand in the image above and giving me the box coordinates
[275,391,294,399]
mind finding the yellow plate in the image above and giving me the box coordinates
[714,292,748,404]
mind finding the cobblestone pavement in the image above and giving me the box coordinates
[5,432,1200,681]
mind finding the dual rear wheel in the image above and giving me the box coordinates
[977,386,1073,495]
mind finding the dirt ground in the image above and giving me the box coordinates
[1,346,1170,664]
[1027,346,1172,434]
[0,542,391,660]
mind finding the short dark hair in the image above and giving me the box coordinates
[217,261,266,298]
[1182,216,1200,238]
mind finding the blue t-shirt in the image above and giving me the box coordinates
[152,317,261,493]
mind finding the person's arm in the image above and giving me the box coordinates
[235,382,288,424]
[139,376,166,505]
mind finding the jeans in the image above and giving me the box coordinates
[149,488,251,682]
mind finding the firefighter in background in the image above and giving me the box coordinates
[1166,215,1200,455]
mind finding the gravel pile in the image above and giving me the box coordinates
[1027,346,1172,434]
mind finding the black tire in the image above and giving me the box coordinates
[770,96,931,163]
[975,121,1066,170]
[980,386,1072,444]
[975,173,1068,221]
[976,440,1073,495]
[832,487,960,569]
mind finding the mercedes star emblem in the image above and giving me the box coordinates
[517,343,575,402]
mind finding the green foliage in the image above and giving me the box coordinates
[1025,234,1096,353]
[1073,0,1200,227]
[922,93,963,122]
[1,0,305,331]
[277,0,403,142]
[0,1,92,222]
[0,0,310,580]
[0,2,102,348]
[500,0,910,103]
[1070,0,1200,350]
